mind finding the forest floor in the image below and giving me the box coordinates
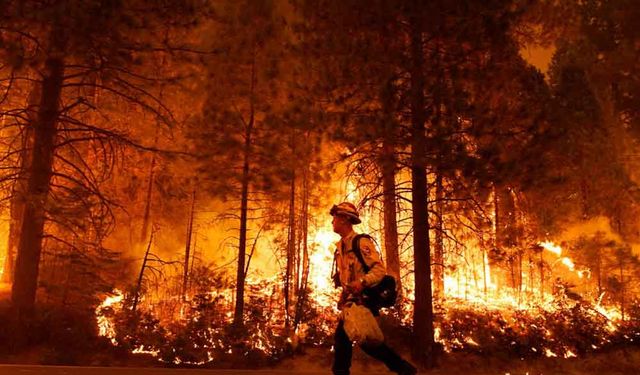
[1,284,640,374]
[1,340,640,374]
[271,346,640,375]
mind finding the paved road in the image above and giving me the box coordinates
[0,366,344,375]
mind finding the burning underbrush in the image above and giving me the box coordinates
[95,277,339,366]
[96,278,640,367]
[92,226,640,368]
[438,297,640,359]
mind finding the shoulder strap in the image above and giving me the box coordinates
[331,247,339,279]
[351,234,371,273]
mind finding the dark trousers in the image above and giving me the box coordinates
[332,320,408,375]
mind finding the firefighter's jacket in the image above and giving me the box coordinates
[334,230,386,301]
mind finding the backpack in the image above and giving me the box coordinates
[350,234,398,310]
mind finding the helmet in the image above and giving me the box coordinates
[329,202,361,224]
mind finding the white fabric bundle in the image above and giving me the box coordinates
[342,302,384,345]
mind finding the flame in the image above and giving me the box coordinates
[95,289,124,345]
[560,257,575,271]
[540,241,588,278]
[539,241,562,256]
[564,350,577,358]
[132,345,160,357]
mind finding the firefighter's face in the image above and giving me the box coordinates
[332,215,350,234]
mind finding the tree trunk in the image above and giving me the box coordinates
[284,170,296,328]
[539,250,544,299]
[596,251,602,296]
[11,56,64,316]
[188,230,198,293]
[517,252,523,304]
[182,189,196,301]
[619,261,625,321]
[379,79,401,293]
[482,246,488,298]
[408,7,435,367]
[133,231,154,312]
[234,119,252,328]
[139,130,158,244]
[432,42,445,301]
[294,165,310,328]
[233,53,256,328]
[434,172,445,299]
[493,183,500,250]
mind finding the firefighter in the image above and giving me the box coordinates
[330,202,418,375]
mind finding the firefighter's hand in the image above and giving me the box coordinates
[346,279,365,294]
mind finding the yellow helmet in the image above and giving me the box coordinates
[329,202,361,224]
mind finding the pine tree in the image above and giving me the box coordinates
[0,0,202,315]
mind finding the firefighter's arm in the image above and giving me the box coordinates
[359,237,386,287]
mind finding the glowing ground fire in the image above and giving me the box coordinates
[93,179,628,363]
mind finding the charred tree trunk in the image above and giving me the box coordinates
[11,56,64,315]
[233,119,251,328]
[233,54,256,328]
[596,251,602,296]
[188,231,198,293]
[379,79,401,293]
[434,171,445,299]
[580,177,590,219]
[482,245,488,298]
[432,42,445,301]
[133,231,154,312]
[539,250,544,299]
[182,189,196,301]
[517,252,523,303]
[619,261,625,321]
[381,152,400,288]
[509,257,516,292]
[493,183,500,250]
[294,166,310,329]
[139,130,158,244]
[408,7,435,367]
[284,170,296,328]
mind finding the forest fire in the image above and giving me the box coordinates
[3,1,640,374]
[94,217,633,364]
[91,172,636,365]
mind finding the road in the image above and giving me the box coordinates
[0,366,346,375]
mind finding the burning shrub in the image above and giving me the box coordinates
[610,300,640,348]
[436,295,625,359]
[100,278,301,366]
[542,301,610,356]
[114,309,168,354]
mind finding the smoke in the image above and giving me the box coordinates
[559,217,623,243]
[553,215,640,258]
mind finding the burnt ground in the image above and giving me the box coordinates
[2,346,640,374]
[0,367,329,375]
[0,367,331,375]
